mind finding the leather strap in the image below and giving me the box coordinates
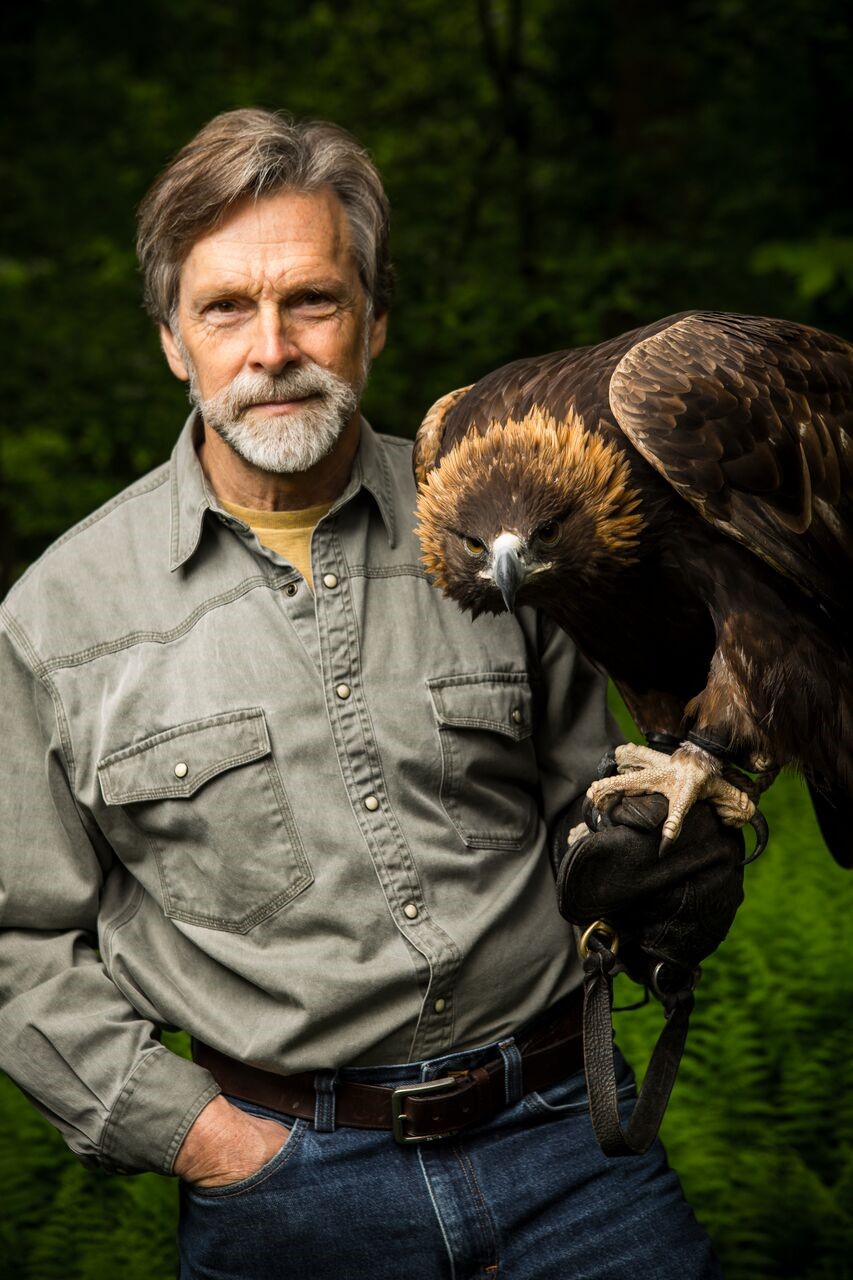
[581,937,693,1156]
[193,992,584,1142]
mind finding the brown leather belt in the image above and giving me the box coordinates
[193,990,584,1145]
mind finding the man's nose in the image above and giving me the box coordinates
[247,310,303,375]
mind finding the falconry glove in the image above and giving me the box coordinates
[552,749,747,1156]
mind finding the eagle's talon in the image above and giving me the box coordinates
[589,740,757,848]
[661,815,683,842]
[742,809,770,864]
[582,794,613,830]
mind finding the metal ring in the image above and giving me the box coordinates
[650,961,701,1001]
[578,919,620,959]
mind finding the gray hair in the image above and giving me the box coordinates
[136,108,393,326]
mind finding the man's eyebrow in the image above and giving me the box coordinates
[287,277,352,299]
[190,276,352,308]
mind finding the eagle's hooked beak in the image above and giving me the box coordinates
[491,533,528,612]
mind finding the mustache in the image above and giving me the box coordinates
[222,365,340,415]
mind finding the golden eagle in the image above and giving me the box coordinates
[414,312,853,865]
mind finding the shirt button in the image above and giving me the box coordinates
[364,795,379,811]
[322,573,339,589]
[336,683,351,700]
[402,903,419,920]
[434,998,447,1014]
[511,708,523,724]
[174,762,188,779]
[285,582,298,597]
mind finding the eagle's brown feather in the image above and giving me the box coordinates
[609,312,853,618]
[412,384,472,488]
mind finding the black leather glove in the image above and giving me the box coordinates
[552,750,746,991]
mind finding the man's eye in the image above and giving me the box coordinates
[207,300,239,314]
[296,293,336,311]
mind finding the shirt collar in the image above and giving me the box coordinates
[168,410,397,572]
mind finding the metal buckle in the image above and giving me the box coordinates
[391,1076,458,1144]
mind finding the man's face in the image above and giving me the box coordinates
[160,187,387,474]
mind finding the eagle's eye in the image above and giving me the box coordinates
[463,535,487,557]
[535,520,560,546]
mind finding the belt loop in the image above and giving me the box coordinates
[313,1069,338,1132]
[498,1039,523,1105]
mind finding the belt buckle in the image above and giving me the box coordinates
[391,1075,458,1144]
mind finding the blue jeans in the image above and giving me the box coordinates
[178,1034,720,1279]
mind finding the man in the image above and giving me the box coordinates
[0,109,720,1277]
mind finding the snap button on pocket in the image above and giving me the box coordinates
[97,708,313,933]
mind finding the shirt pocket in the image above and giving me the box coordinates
[97,707,313,933]
[426,672,539,850]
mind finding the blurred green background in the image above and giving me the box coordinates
[2,1,852,1276]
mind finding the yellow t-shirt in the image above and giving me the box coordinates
[219,498,333,590]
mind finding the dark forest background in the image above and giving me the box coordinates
[2,1,852,1276]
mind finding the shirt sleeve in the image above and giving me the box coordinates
[531,611,623,830]
[0,612,220,1175]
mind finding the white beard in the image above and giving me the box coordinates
[176,331,370,474]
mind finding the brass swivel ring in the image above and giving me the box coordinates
[578,919,620,959]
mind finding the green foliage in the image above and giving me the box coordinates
[2,1,852,1274]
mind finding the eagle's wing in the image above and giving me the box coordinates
[609,312,853,615]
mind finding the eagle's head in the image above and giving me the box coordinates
[415,407,644,617]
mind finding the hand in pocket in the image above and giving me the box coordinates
[175,1095,291,1188]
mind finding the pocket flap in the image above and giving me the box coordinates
[98,708,272,805]
[426,673,533,740]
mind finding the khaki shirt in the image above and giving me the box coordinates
[0,413,616,1176]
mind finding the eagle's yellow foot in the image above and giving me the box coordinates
[586,741,755,849]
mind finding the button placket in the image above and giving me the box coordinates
[313,519,462,1059]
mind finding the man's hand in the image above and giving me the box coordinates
[174,1094,290,1188]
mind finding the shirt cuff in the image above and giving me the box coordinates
[99,1045,221,1175]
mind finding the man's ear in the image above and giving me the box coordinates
[159,324,190,382]
[369,310,388,360]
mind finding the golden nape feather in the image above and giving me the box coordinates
[412,383,473,490]
[411,311,853,866]
[415,407,644,594]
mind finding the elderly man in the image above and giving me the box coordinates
[0,110,719,1278]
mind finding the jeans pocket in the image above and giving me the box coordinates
[184,1116,307,1202]
[524,1048,637,1117]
